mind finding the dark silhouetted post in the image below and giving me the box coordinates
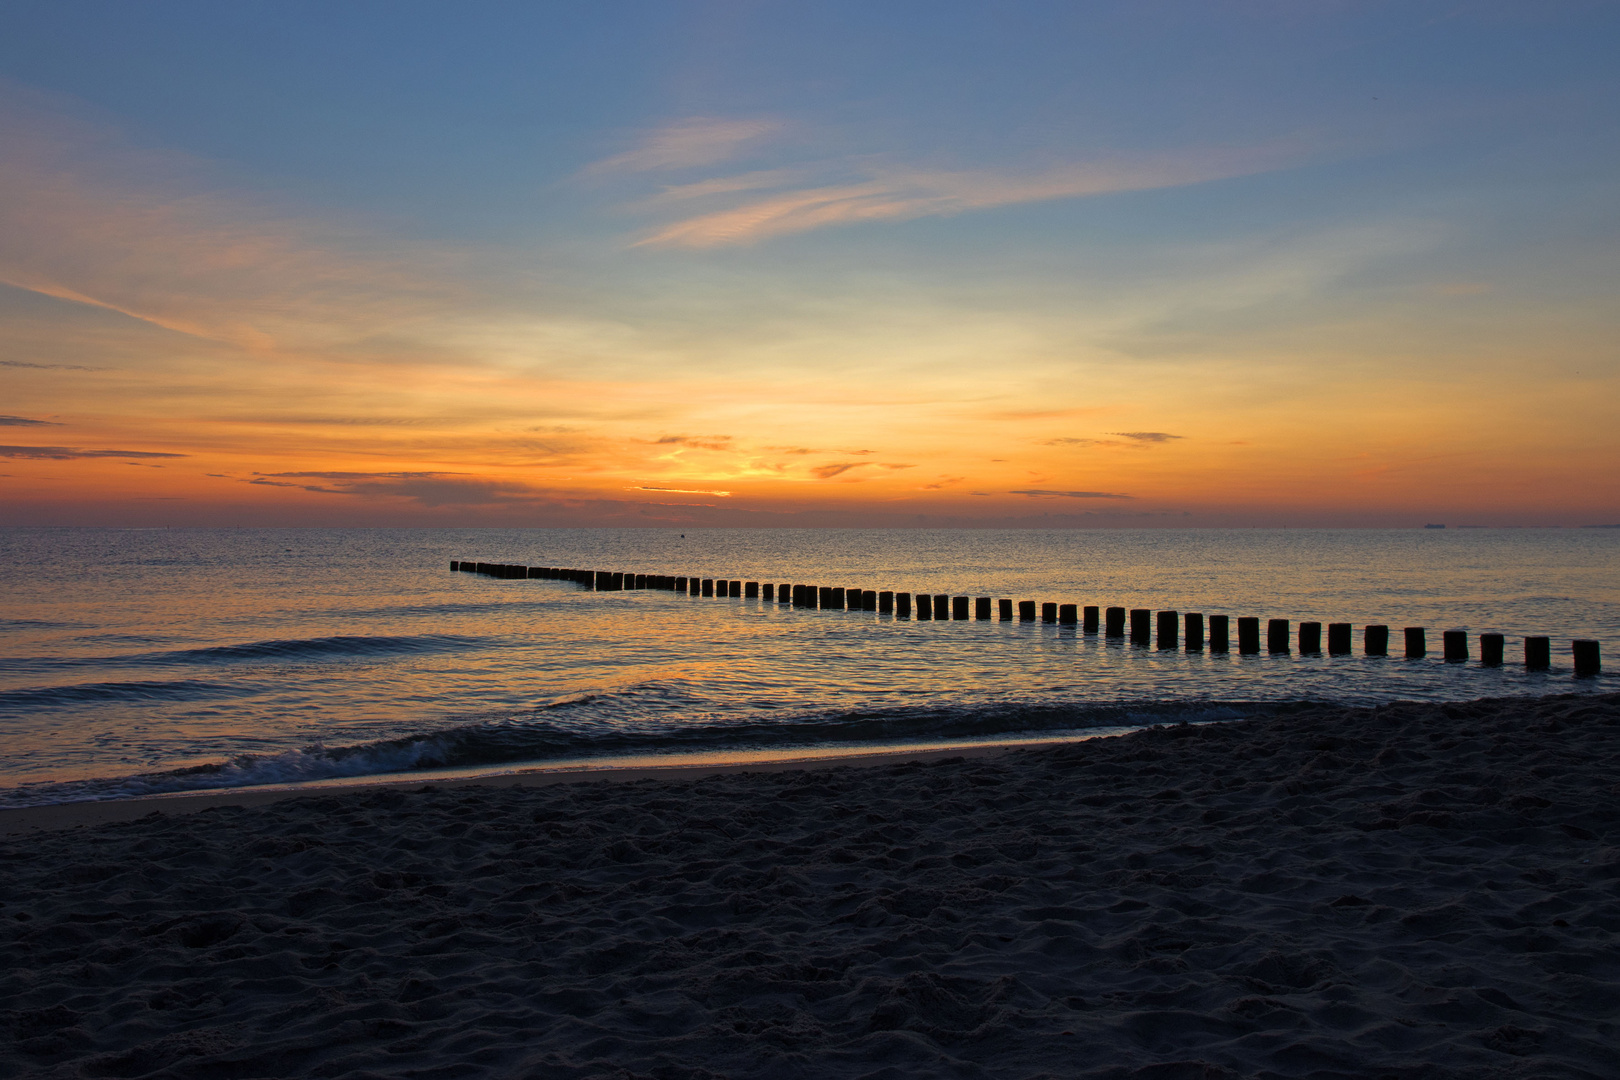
[831,587,845,609]
[449,561,459,571]
[999,599,1013,621]
[635,574,646,588]
[933,594,949,619]
[779,584,791,603]
[896,591,912,617]
[1404,627,1426,658]
[731,580,743,598]
[879,591,894,614]
[1019,601,1036,621]
[1298,622,1321,655]
[1042,603,1057,624]
[761,583,773,601]
[1525,636,1550,670]
[953,596,970,620]
[1481,633,1503,666]
[1106,607,1126,637]
[1157,610,1178,650]
[976,597,992,620]
[1327,623,1351,654]
[1238,617,1260,654]
[862,590,877,611]
[702,579,714,596]
[745,581,759,598]
[1130,609,1151,646]
[1364,625,1389,655]
[1443,630,1468,662]
[1083,606,1099,634]
[1185,613,1204,651]
[1573,640,1601,676]
[820,587,835,609]
[1059,604,1077,625]
[1267,619,1289,653]
[916,592,932,619]
[1209,615,1229,652]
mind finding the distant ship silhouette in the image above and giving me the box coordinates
[1424,523,1446,529]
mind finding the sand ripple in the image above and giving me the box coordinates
[3,693,1617,1078]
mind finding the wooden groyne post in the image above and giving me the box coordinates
[1130,609,1151,646]
[449,560,1602,683]
[1405,627,1426,659]
[1156,610,1177,650]
[1443,630,1468,662]
[1365,625,1389,656]
[1238,617,1260,655]
[1573,640,1601,676]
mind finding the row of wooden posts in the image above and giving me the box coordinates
[450,560,1602,676]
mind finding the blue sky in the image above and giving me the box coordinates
[1,1,1617,525]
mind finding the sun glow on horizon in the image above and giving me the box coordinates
[1,4,1616,527]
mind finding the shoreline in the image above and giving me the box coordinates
[0,739,1033,836]
[4,690,1616,1078]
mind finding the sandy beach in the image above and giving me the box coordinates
[3,692,1616,1079]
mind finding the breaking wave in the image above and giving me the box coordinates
[0,698,1277,807]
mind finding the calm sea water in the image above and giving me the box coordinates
[1,527,1614,807]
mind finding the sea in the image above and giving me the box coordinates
[1,527,1614,808]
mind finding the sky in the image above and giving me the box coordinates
[1,0,1617,528]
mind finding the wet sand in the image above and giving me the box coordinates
[3,692,1616,1079]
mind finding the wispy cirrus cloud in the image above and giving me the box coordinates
[0,359,98,371]
[590,117,781,174]
[245,471,548,507]
[632,141,1314,248]
[0,444,183,459]
[1009,489,1133,499]
[0,415,60,426]
[1046,432,1184,449]
[811,461,872,479]
[0,87,458,351]
[632,485,733,497]
[1109,431,1183,442]
[652,434,734,452]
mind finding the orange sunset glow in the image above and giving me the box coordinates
[2,5,1617,528]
